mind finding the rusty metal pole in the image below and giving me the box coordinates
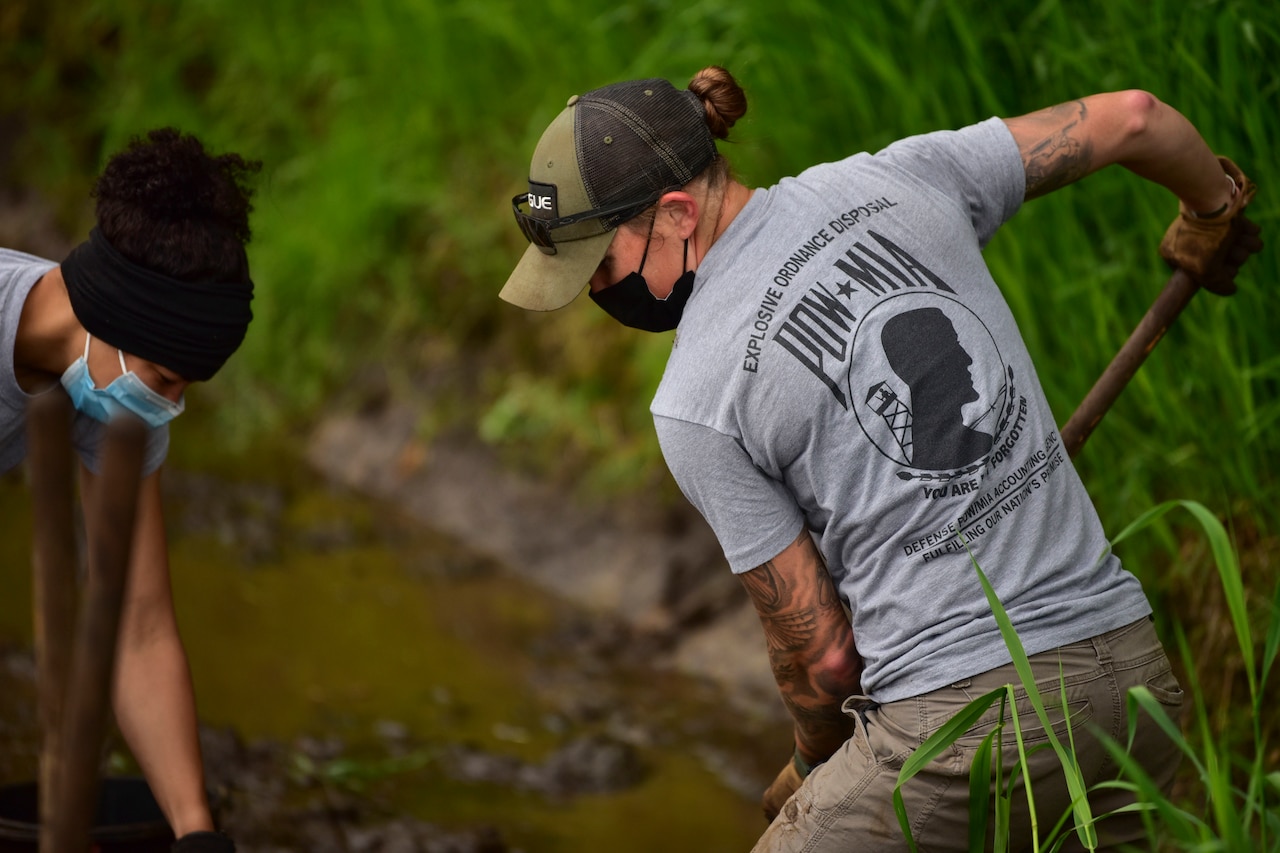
[1060,268,1202,459]
[25,391,80,852]
[42,414,147,853]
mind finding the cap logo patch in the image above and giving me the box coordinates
[528,180,557,218]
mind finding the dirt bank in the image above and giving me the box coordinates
[306,400,783,722]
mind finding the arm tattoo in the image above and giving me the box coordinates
[760,608,822,656]
[1014,100,1095,199]
[741,534,860,758]
[739,562,786,611]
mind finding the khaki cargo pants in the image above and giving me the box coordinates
[754,617,1184,853]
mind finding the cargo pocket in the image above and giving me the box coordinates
[955,692,1093,749]
[1143,665,1184,708]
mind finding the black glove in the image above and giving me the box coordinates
[172,831,236,853]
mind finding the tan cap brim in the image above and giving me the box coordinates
[499,229,614,311]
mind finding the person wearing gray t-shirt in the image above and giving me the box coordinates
[499,67,1261,851]
[4,129,258,853]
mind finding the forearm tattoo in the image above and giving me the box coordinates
[742,535,859,758]
[1014,100,1095,199]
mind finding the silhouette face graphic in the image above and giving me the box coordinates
[881,307,992,469]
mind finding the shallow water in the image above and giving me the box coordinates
[0,427,783,851]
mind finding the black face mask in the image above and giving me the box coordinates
[589,236,694,333]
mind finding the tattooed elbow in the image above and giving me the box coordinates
[813,639,862,697]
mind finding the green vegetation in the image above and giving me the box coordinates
[2,0,1277,840]
[896,501,1278,851]
[3,0,1275,512]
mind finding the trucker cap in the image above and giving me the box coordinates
[501,77,719,311]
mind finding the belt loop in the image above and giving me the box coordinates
[1091,632,1113,667]
[841,694,879,728]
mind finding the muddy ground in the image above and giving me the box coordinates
[1,441,785,852]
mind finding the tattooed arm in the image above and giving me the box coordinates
[1003,91,1233,214]
[740,528,862,766]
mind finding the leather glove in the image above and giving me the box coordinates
[1159,156,1262,295]
[172,831,236,852]
[762,751,812,822]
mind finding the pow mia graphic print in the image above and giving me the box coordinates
[755,223,1022,486]
[857,296,1007,473]
[760,225,1058,555]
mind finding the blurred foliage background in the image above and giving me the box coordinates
[2,0,1275,511]
[1,0,1276,735]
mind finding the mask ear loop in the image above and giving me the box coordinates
[79,332,108,390]
[85,332,132,385]
[635,212,658,276]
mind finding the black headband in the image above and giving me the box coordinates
[61,227,254,382]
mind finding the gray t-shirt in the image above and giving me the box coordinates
[1,247,169,475]
[652,118,1150,703]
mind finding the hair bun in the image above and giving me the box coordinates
[688,66,748,140]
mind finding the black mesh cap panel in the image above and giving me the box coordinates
[574,78,719,229]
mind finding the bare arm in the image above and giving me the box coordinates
[1004,90,1234,213]
[740,529,862,766]
[81,465,213,836]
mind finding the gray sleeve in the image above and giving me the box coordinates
[874,116,1024,246]
[71,415,170,476]
[654,414,805,574]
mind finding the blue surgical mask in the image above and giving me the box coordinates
[59,334,185,428]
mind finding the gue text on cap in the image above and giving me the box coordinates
[528,180,558,217]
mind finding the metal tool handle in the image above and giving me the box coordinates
[1061,268,1200,459]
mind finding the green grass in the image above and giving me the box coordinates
[894,500,1278,851]
[3,0,1275,517]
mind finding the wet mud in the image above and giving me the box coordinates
[1,450,788,852]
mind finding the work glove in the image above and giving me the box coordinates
[1159,156,1262,296]
[762,750,812,823]
[172,831,236,852]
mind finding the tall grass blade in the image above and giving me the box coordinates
[1123,687,1206,781]
[1264,581,1280,689]
[968,557,1098,850]
[1004,692,1044,850]
[1112,500,1272,849]
[1094,746,1210,844]
[1111,500,1255,700]
[968,726,998,852]
[993,690,1010,853]
[893,687,1006,852]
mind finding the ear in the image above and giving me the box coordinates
[658,191,700,240]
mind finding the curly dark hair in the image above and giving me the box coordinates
[91,128,262,282]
